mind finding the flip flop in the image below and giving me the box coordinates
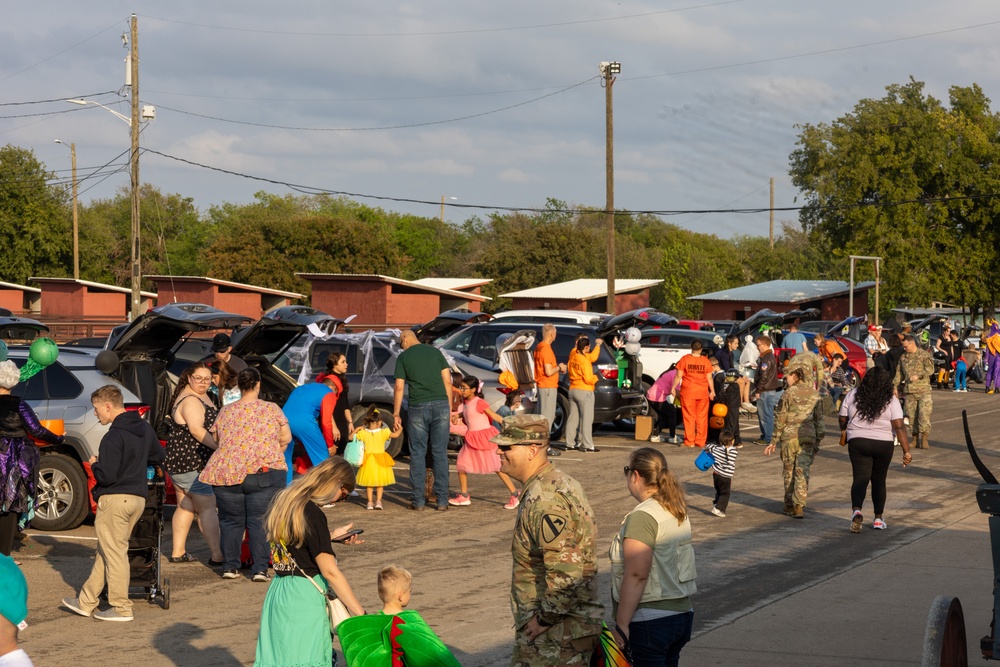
[168,553,198,563]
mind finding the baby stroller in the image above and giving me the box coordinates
[127,466,170,609]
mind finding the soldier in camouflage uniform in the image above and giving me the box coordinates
[491,414,604,667]
[894,334,935,449]
[785,349,825,391]
[763,368,825,518]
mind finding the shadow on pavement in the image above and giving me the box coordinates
[154,622,243,667]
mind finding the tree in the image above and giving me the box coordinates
[0,145,68,283]
[789,79,1000,312]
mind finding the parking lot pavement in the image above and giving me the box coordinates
[13,388,1000,666]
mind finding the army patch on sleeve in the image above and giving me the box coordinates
[541,514,567,543]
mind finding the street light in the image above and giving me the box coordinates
[66,99,132,126]
[440,196,458,223]
[53,140,79,280]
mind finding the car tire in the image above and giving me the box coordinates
[33,452,89,531]
[551,393,568,441]
[352,405,406,458]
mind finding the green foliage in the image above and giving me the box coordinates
[790,78,1000,313]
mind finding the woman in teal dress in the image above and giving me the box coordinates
[254,456,365,667]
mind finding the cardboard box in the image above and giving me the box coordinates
[634,415,653,441]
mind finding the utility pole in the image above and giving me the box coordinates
[129,14,141,320]
[601,61,620,314]
[55,139,79,279]
[769,177,775,250]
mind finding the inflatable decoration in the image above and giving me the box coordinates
[624,342,641,356]
[624,327,642,344]
[338,611,462,667]
[19,337,58,382]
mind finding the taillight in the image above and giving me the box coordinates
[598,366,619,380]
[124,403,151,421]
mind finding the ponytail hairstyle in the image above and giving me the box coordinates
[575,336,590,353]
[460,375,484,399]
[628,447,687,524]
[363,405,383,428]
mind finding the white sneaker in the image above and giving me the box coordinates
[711,507,726,517]
[650,435,663,443]
[741,402,757,414]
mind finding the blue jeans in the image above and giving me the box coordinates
[628,611,694,667]
[756,389,782,441]
[213,469,286,573]
[406,400,451,508]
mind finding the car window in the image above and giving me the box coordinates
[312,344,360,373]
[44,362,84,399]
[470,330,505,362]
[441,329,473,354]
[10,358,44,401]
[370,346,391,372]
[552,332,596,361]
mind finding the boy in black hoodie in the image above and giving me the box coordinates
[61,385,164,622]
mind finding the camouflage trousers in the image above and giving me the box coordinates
[904,391,933,436]
[511,625,599,667]
[780,440,818,508]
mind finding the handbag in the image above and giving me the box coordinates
[343,435,365,467]
[287,549,353,633]
[839,430,848,447]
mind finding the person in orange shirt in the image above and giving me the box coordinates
[812,333,842,364]
[533,324,567,437]
[565,335,603,452]
[670,340,716,447]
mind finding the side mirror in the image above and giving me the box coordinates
[96,350,120,374]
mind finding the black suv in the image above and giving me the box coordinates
[436,313,649,438]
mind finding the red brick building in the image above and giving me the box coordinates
[298,274,490,326]
[31,277,156,320]
[500,279,661,314]
[0,281,41,314]
[146,276,303,320]
[690,280,875,320]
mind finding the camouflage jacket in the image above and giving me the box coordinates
[510,463,604,635]
[772,383,824,446]
[894,348,935,394]
[785,351,826,392]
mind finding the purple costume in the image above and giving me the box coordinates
[986,321,1000,393]
[0,394,62,554]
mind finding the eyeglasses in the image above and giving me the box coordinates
[190,375,212,383]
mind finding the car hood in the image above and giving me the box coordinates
[231,306,344,357]
[0,315,48,340]
[597,308,678,336]
[412,311,492,344]
[106,303,253,358]
[825,315,868,337]
[733,308,820,340]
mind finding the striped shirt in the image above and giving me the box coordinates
[704,443,738,478]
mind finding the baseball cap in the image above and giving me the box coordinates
[868,325,881,332]
[490,414,550,447]
[0,553,28,631]
[210,333,232,353]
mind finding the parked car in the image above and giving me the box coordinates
[436,311,651,438]
[710,320,739,336]
[490,309,609,325]
[636,329,727,386]
[412,310,491,345]
[675,320,715,331]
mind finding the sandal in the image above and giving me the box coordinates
[168,553,198,563]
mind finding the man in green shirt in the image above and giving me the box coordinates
[394,330,453,510]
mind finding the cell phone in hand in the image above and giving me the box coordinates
[332,528,364,543]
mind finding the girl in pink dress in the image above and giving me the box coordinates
[449,375,520,509]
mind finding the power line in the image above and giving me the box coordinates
[0,107,89,120]
[0,91,118,107]
[143,146,1000,217]
[153,77,597,131]
[146,1,746,38]
[0,19,126,83]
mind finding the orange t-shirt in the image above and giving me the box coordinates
[676,354,712,395]
[534,341,559,389]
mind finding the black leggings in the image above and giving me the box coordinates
[648,401,678,436]
[848,437,895,514]
[0,511,18,556]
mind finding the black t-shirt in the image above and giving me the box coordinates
[271,501,335,578]
[941,339,963,363]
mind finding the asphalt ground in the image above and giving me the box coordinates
[11,385,1000,666]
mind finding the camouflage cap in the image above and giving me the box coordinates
[489,414,550,446]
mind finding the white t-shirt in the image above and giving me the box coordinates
[0,649,35,667]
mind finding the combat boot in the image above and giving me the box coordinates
[782,504,795,516]
[792,505,804,518]
[915,434,929,449]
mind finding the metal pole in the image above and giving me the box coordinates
[70,143,79,280]
[849,257,855,319]
[129,14,141,320]
[769,177,774,250]
[604,66,615,315]
[440,195,445,224]
[874,258,880,327]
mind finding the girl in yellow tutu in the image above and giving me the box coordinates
[356,406,403,510]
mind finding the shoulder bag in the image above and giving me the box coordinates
[286,548,352,633]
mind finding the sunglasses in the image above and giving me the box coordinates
[623,466,633,477]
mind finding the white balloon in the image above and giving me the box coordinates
[624,341,641,355]
[625,327,642,343]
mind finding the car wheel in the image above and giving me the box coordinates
[33,452,89,531]
[352,405,406,458]
[551,393,568,441]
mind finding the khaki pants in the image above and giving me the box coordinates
[79,494,145,615]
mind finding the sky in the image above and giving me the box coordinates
[2,1,1000,239]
